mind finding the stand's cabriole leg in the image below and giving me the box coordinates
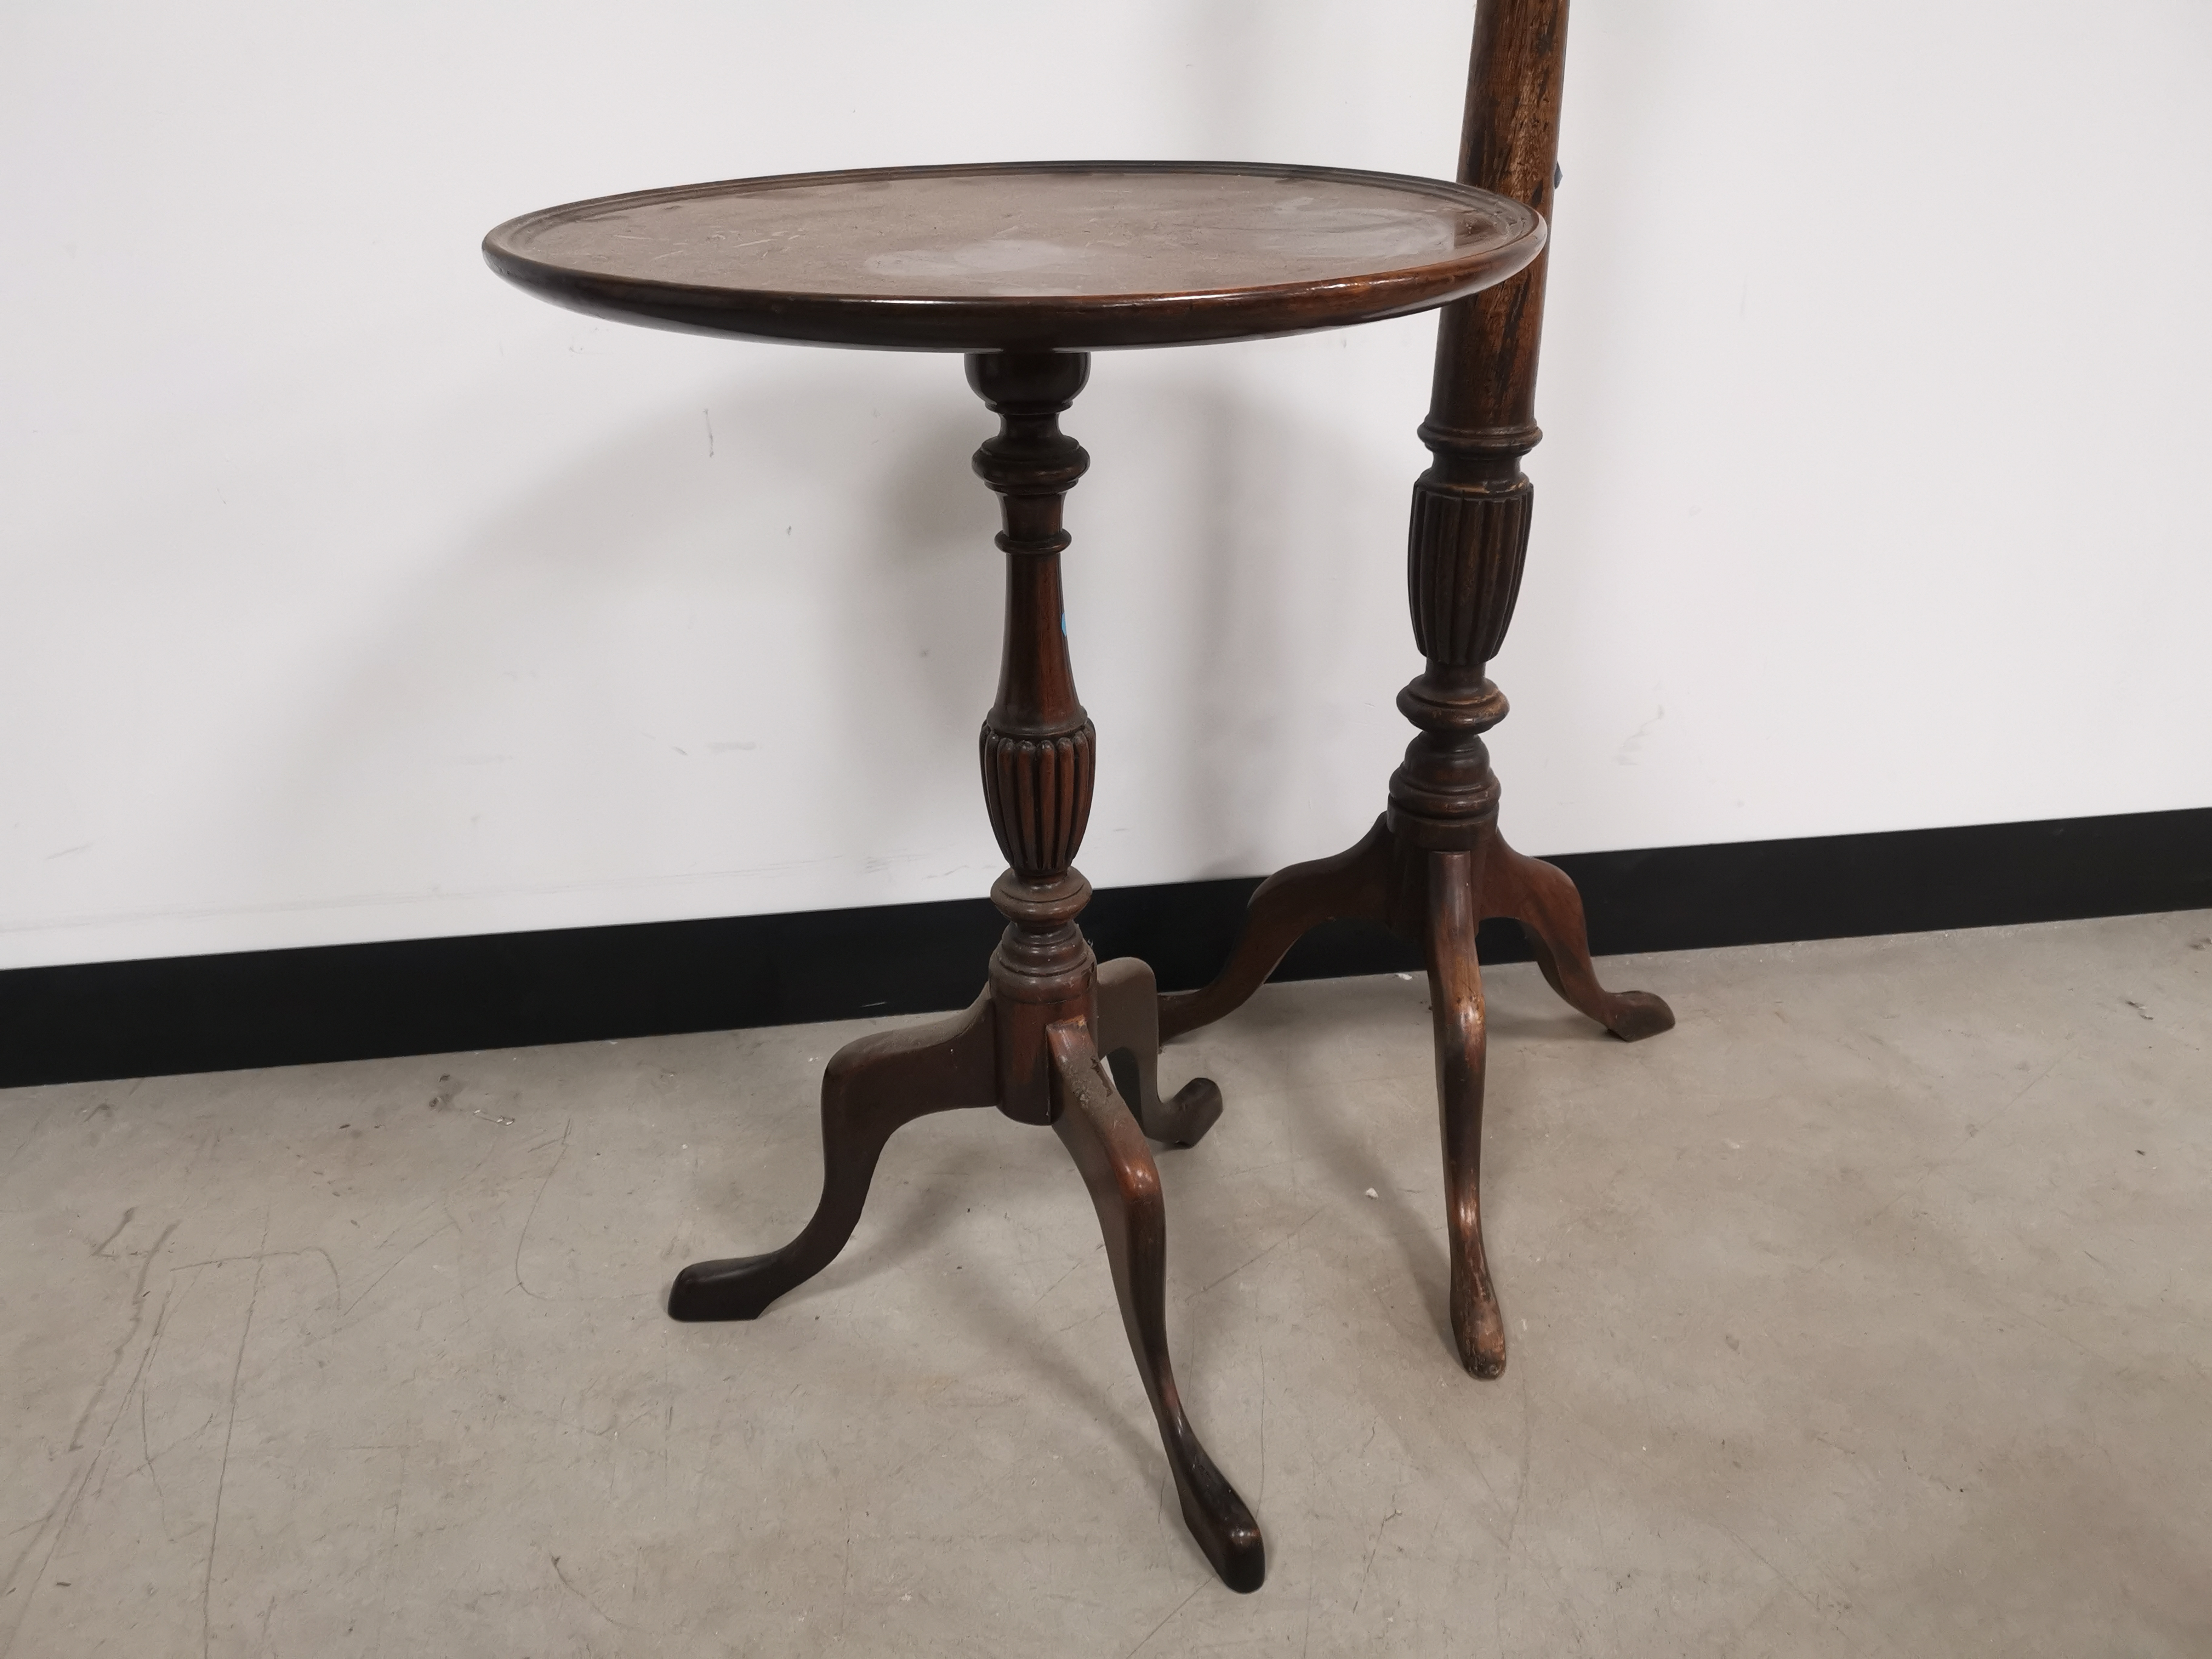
[668,991,997,1321]
[1156,817,1396,1042]
[1047,1019,1265,1592]
[1481,835,1675,1040]
[1425,848,1507,1377]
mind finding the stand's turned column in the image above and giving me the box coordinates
[967,350,1100,1124]
[1399,0,1565,796]
[1396,0,1565,816]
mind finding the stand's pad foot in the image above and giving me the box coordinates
[1176,1454,1266,1592]
[668,1253,783,1322]
[1452,1256,1508,1379]
[1604,989,1675,1043]
[1151,1076,1225,1148]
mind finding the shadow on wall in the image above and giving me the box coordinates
[222,347,1399,923]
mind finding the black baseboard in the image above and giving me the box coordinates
[2,806,2206,1089]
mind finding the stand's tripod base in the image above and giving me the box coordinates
[1159,813,1673,1378]
[669,958,1261,1593]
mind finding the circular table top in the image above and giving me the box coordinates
[483,161,1544,353]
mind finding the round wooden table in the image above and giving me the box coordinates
[485,161,1544,1593]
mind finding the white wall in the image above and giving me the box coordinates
[4,1,2208,971]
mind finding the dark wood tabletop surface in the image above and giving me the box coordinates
[484,160,1543,352]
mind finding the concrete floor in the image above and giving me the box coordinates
[2,912,2207,1657]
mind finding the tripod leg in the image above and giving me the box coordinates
[1481,836,1674,1041]
[1095,957,1224,1147]
[1159,814,1394,1041]
[669,991,996,1321]
[1427,850,1508,1379]
[1048,1018,1265,1593]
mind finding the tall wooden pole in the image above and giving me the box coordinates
[1390,0,1568,855]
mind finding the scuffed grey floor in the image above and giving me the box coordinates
[3,911,2207,1657]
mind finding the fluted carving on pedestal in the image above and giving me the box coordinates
[981,721,1096,880]
[1408,474,1531,668]
[1389,447,1530,850]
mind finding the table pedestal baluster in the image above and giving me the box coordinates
[672,352,1261,1592]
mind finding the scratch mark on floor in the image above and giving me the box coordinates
[92,1208,136,1257]
[1123,1579,1204,1658]
[1818,1045,2073,1270]
[203,1215,270,1658]
[140,1381,175,1542]
[513,1118,574,1300]
[342,1222,457,1318]
[0,1101,59,1176]
[170,1247,340,1308]
[1351,1498,1403,1613]
[68,1222,176,1452]
[1029,1249,1096,1308]
[1507,1359,1533,1550]
[1192,1207,1322,1297]
[0,1487,69,1655]
[4,1256,197,1659]
[550,1553,649,1633]
[1718,1521,1825,1616]
[1584,1456,1624,1652]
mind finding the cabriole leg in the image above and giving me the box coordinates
[1482,834,1675,1041]
[1425,849,1507,1379]
[1048,1017,1265,1592]
[1095,956,1223,1146]
[668,990,996,1321]
[1157,816,1395,1042]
